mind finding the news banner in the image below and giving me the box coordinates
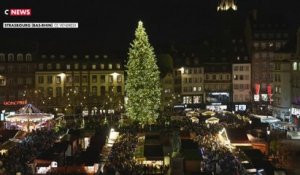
[3,22,78,28]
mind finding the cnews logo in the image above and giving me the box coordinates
[4,9,31,16]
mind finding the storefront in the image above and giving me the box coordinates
[291,106,300,128]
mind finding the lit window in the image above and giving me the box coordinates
[293,62,297,71]
[117,75,122,83]
[116,64,121,69]
[198,86,202,91]
[108,64,112,69]
[56,76,61,84]
[100,64,105,69]
[74,63,79,70]
[92,64,96,70]
[66,64,71,70]
[193,87,197,92]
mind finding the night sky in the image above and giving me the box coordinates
[0,0,300,52]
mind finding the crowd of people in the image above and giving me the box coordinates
[0,129,58,175]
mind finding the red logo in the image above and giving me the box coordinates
[4,9,31,16]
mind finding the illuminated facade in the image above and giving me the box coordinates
[179,66,205,109]
[271,52,292,120]
[245,11,289,111]
[217,0,237,11]
[0,52,35,111]
[161,72,177,110]
[291,27,300,125]
[34,54,125,115]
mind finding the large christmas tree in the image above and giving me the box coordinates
[125,21,161,126]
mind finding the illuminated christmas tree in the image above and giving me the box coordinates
[125,21,161,126]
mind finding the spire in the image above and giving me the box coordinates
[217,0,237,11]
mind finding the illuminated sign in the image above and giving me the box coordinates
[4,9,32,16]
[255,84,260,95]
[254,94,259,101]
[3,100,27,106]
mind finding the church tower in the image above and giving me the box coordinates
[217,0,237,11]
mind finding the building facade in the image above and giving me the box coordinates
[34,54,125,116]
[245,11,289,112]
[271,52,292,120]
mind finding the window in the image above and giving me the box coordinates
[47,63,52,70]
[25,78,32,85]
[92,86,97,96]
[100,64,105,69]
[117,86,122,93]
[219,75,223,80]
[92,64,96,70]
[47,87,53,96]
[233,75,238,80]
[293,62,297,70]
[66,64,71,70]
[206,74,209,80]
[108,64,112,69]
[0,78,6,86]
[47,76,52,84]
[100,75,105,83]
[17,54,23,61]
[38,76,44,84]
[82,64,87,70]
[239,75,244,80]
[101,86,106,95]
[82,76,88,83]
[212,75,216,80]
[245,75,249,80]
[8,53,14,61]
[92,75,97,83]
[74,63,79,70]
[109,75,113,83]
[117,75,122,83]
[0,66,4,72]
[189,78,192,83]
[116,64,121,69]
[193,96,201,103]
[56,76,61,84]
[17,78,23,85]
[183,87,187,92]
[198,86,202,91]
[25,54,32,61]
[183,96,192,104]
[38,64,44,70]
[0,54,5,61]
[193,68,197,74]
[240,66,243,71]
[109,86,114,93]
[56,63,61,70]
[66,76,72,84]
[234,66,238,71]
[74,76,79,83]
[56,87,62,97]
[193,87,197,92]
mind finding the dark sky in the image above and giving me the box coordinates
[0,0,300,52]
